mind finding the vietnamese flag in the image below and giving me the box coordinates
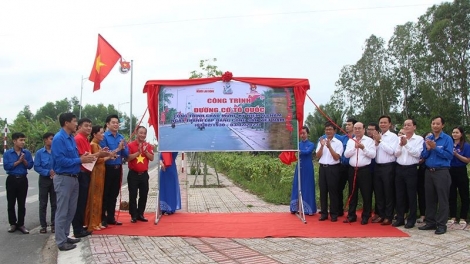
[89,34,121,92]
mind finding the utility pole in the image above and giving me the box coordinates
[4,118,9,153]
[79,76,87,119]
[129,60,133,139]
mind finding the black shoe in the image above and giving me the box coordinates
[405,222,414,229]
[319,215,328,221]
[418,224,437,230]
[343,217,357,223]
[392,221,405,227]
[17,226,29,234]
[58,242,77,251]
[8,225,16,233]
[67,237,81,244]
[131,218,137,223]
[361,218,369,225]
[137,215,148,222]
[101,221,108,228]
[74,230,92,238]
[331,217,338,222]
[381,219,392,226]
[372,216,384,223]
[435,226,446,235]
[108,221,122,225]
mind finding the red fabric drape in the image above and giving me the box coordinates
[162,152,173,167]
[278,151,298,165]
[142,76,310,140]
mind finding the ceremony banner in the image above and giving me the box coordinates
[143,75,310,152]
[156,81,298,151]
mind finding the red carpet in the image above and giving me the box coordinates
[96,213,409,238]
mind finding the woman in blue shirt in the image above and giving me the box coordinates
[290,126,317,215]
[448,126,470,226]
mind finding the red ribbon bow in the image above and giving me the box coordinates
[221,71,233,82]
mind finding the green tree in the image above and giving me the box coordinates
[333,35,398,122]
[158,88,174,124]
[21,105,34,122]
[80,103,136,139]
[388,22,420,120]
[9,108,51,152]
[415,0,469,127]
[331,1,470,131]
[34,98,73,122]
[304,103,346,142]
[6,99,139,153]
[189,58,223,79]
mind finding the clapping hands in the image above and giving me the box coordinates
[425,139,436,150]
[399,136,407,146]
[81,152,96,163]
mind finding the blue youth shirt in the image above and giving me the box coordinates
[339,134,354,165]
[34,147,53,176]
[3,148,34,175]
[51,128,81,174]
[451,142,470,167]
[100,130,129,165]
[421,131,453,168]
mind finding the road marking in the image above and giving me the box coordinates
[26,194,39,204]
[0,192,39,203]
[0,189,39,204]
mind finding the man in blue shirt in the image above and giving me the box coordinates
[52,113,96,251]
[34,132,56,234]
[101,114,129,226]
[3,132,34,234]
[418,116,453,235]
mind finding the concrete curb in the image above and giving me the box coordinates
[57,165,160,264]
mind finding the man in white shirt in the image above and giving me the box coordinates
[343,122,376,225]
[393,119,423,228]
[316,122,344,222]
[372,115,399,225]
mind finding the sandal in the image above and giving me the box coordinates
[39,227,47,234]
[447,219,455,225]
[93,226,102,231]
[459,220,467,225]
[51,226,55,233]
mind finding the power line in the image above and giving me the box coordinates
[102,3,433,29]
[0,3,434,37]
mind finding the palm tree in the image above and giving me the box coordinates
[305,103,346,142]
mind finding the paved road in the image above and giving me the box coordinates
[159,123,253,151]
[0,167,51,264]
[0,159,159,264]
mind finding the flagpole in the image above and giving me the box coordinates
[129,59,133,139]
[79,76,87,119]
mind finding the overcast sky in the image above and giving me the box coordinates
[0,0,446,140]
